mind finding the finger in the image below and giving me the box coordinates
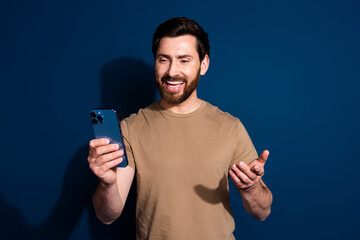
[236,169,252,185]
[231,164,252,185]
[252,164,265,176]
[237,162,257,180]
[229,169,241,184]
[95,149,124,167]
[258,150,269,165]
[92,144,120,159]
[98,157,123,173]
[89,138,110,149]
[229,169,248,188]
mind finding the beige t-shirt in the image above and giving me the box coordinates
[120,100,258,240]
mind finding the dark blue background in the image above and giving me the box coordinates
[1,0,359,239]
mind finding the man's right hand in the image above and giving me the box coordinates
[88,138,124,186]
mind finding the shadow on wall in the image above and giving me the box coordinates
[0,57,156,240]
[88,57,157,239]
[99,57,157,119]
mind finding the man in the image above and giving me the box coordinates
[88,17,273,239]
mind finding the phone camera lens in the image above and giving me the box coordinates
[92,119,98,124]
[97,115,104,121]
[90,112,96,118]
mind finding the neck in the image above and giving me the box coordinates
[159,91,201,114]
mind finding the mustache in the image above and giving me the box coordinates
[161,75,187,83]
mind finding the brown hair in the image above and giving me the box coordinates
[152,17,210,61]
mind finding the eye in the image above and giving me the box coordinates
[158,58,168,63]
[181,59,190,63]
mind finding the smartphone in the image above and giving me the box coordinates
[90,109,128,167]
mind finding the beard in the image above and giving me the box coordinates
[156,69,200,105]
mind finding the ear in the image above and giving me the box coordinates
[200,54,210,75]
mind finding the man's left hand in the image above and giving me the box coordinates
[229,150,269,191]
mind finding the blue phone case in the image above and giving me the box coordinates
[90,109,128,167]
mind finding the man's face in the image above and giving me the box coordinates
[154,35,206,105]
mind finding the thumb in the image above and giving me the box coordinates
[258,150,269,165]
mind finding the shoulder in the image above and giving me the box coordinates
[120,102,159,130]
[202,100,240,126]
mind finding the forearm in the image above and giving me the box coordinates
[239,180,273,221]
[92,181,125,224]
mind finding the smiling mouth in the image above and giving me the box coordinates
[165,80,184,86]
[164,80,185,92]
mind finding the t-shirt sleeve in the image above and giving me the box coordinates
[120,119,136,170]
[229,119,258,169]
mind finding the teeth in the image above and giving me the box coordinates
[166,81,184,85]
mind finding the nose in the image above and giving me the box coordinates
[167,61,179,78]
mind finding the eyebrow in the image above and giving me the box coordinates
[156,54,193,59]
[156,54,170,59]
[177,55,193,59]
